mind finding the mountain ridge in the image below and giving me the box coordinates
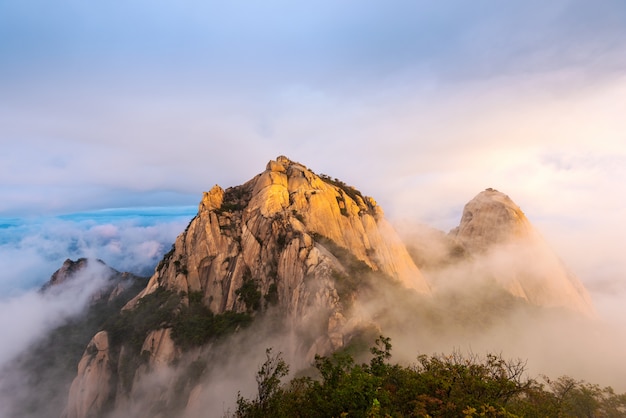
[21,156,597,418]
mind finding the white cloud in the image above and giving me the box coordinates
[0,208,194,294]
[0,260,111,368]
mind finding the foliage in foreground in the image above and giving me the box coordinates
[235,336,626,418]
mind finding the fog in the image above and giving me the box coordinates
[0,261,113,368]
[385,222,626,391]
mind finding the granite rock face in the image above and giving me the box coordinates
[131,156,429,312]
[64,331,114,418]
[130,156,429,358]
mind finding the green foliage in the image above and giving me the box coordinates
[264,283,279,306]
[236,348,290,418]
[312,234,373,277]
[217,185,251,213]
[219,201,245,213]
[156,245,175,272]
[312,233,376,307]
[170,291,252,350]
[369,335,392,376]
[104,287,180,354]
[236,270,262,312]
[233,336,626,418]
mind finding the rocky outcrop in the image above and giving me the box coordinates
[450,188,595,316]
[129,155,429,319]
[451,188,534,252]
[64,331,114,418]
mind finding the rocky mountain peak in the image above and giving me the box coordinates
[451,188,533,253]
[449,188,595,317]
[42,258,104,291]
[132,156,429,312]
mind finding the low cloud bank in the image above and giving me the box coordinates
[0,207,194,294]
[0,260,111,369]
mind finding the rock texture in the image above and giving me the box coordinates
[131,156,428,310]
[450,188,595,316]
[65,331,114,418]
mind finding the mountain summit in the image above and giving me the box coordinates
[450,188,595,316]
[452,188,534,252]
[130,155,430,311]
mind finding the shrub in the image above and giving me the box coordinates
[171,291,252,349]
[236,270,262,312]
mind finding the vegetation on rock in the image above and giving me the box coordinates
[236,269,263,312]
[171,291,252,349]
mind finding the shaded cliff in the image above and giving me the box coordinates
[0,259,147,418]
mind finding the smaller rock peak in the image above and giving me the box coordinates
[266,159,287,173]
[475,188,517,206]
[276,155,291,165]
[266,156,309,174]
[41,258,108,292]
[199,185,225,212]
[452,188,532,252]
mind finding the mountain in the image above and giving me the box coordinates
[63,156,431,418]
[449,188,595,316]
[0,259,147,418]
[25,156,595,418]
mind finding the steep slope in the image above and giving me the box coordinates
[64,156,430,418]
[0,259,147,418]
[450,188,595,316]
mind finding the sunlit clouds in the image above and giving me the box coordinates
[0,0,625,347]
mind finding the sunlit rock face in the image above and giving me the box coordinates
[451,188,595,316]
[129,155,429,316]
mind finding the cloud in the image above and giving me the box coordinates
[0,207,195,294]
[0,260,113,368]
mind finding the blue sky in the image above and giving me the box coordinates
[0,1,625,310]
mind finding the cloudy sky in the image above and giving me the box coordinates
[1,1,625,314]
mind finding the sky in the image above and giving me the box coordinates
[0,1,625,316]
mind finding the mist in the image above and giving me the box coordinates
[387,221,626,392]
[0,260,125,418]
